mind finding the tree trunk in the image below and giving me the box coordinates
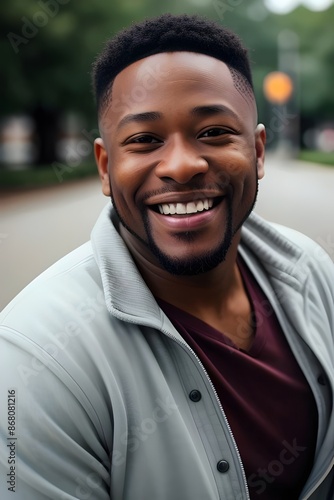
[32,105,60,166]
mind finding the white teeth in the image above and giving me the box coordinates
[158,198,215,216]
[186,202,197,214]
[197,200,204,212]
[176,203,187,214]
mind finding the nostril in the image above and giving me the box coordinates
[155,153,209,184]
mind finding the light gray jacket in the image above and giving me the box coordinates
[0,205,333,500]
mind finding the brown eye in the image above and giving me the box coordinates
[131,135,160,144]
[201,128,226,138]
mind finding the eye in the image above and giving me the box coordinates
[122,133,163,152]
[200,128,228,138]
[129,135,161,144]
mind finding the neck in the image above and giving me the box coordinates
[120,226,243,318]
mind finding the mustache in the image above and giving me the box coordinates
[139,180,231,205]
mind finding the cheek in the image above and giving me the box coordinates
[217,150,256,187]
[108,154,135,200]
[109,175,134,217]
[108,159,150,227]
[220,152,258,202]
[110,148,159,209]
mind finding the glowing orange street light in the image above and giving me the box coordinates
[263,71,294,105]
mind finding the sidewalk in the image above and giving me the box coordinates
[255,154,334,260]
[0,176,107,310]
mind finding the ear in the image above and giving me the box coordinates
[94,138,111,196]
[255,124,266,180]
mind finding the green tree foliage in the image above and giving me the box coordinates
[275,5,334,121]
[0,0,280,125]
[1,0,160,163]
[1,0,333,164]
[1,0,155,117]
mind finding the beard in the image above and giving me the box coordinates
[110,168,259,276]
[142,197,233,276]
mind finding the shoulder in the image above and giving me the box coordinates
[270,221,328,256]
[242,214,334,361]
[244,212,333,265]
[0,241,103,334]
[0,240,115,409]
[242,213,334,296]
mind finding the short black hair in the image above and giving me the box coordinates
[92,13,253,113]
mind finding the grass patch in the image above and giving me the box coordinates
[0,162,98,189]
[299,150,334,167]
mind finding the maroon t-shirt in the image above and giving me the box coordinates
[157,257,318,499]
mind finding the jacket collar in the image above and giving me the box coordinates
[91,204,309,324]
[91,204,163,328]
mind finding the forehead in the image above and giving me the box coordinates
[100,52,256,129]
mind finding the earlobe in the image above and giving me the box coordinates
[94,138,111,196]
[255,124,266,180]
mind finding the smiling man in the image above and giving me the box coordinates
[96,51,263,279]
[0,13,333,500]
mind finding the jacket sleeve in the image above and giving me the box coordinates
[0,326,111,500]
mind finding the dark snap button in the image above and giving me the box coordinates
[189,390,202,402]
[318,375,326,386]
[217,460,230,473]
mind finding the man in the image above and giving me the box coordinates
[0,13,333,500]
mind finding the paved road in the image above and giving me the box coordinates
[0,176,107,310]
[255,154,334,258]
[1,155,334,310]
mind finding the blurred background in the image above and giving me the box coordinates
[1,0,334,309]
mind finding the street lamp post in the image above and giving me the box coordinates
[263,30,300,158]
[278,30,301,157]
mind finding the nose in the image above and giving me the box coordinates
[155,137,209,184]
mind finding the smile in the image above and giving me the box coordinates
[148,196,226,231]
[158,198,214,216]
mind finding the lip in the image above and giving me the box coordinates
[148,198,225,231]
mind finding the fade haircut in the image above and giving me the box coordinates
[92,13,254,114]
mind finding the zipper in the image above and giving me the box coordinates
[111,307,251,498]
[238,248,334,500]
[260,297,333,500]
[160,325,251,500]
[111,291,332,499]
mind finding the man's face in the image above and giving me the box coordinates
[95,52,265,275]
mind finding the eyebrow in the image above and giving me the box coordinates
[116,104,241,132]
[117,111,162,131]
[191,104,240,122]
